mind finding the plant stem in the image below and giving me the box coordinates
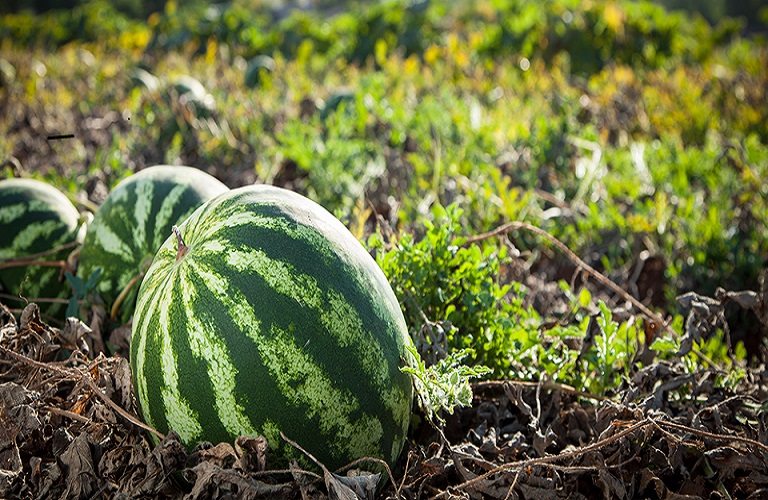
[110,273,142,320]
[172,225,189,261]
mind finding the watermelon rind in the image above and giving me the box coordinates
[131,184,415,472]
[0,178,84,315]
[77,165,228,321]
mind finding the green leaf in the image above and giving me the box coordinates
[64,269,102,319]
[650,338,679,354]
[402,345,490,425]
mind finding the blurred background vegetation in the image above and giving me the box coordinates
[3,0,768,31]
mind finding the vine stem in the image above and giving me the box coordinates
[110,273,142,320]
[0,241,80,265]
[0,259,67,271]
[172,225,189,261]
[473,379,609,402]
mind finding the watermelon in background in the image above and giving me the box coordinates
[77,165,228,322]
[0,178,85,316]
[131,184,415,472]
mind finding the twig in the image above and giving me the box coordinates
[473,379,609,402]
[504,469,521,500]
[534,380,543,431]
[281,432,398,493]
[0,342,78,377]
[0,241,80,263]
[337,455,398,491]
[41,405,92,424]
[396,450,413,499]
[0,259,67,271]
[653,418,768,455]
[81,370,165,440]
[0,293,70,304]
[430,414,768,499]
[536,454,641,474]
[250,468,322,481]
[463,222,662,327]
[462,221,720,368]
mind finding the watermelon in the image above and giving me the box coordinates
[130,185,415,472]
[77,166,228,321]
[0,178,85,314]
[167,75,215,119]
[244,55,275,88]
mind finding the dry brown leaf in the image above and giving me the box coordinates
[235,434,269,473]
[60,432,97,499]
[184,460,291,500]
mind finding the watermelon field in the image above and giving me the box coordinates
[1,0,768,497]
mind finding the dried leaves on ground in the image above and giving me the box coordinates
[2,301,768,499]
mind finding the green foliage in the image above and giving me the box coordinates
[64,269,100,319]
[0,1,148,49]
[585,302,637,394]
[373,205,639,396]
[651,324,748,390]
[1,0,743,69]
[369,206,656,394]
[540,284,641,395]
[274,98,385,214]
[373,204,748,397]
[402,346,491,425]
[371,204,531,376]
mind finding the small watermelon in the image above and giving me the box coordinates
[244,55,276,88]
[0,178,84,315]
[167,75,215,119]
[77,166,228,321]
[130,185,415,472]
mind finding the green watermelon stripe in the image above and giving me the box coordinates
[187,202,407,351]
[207,198,409,359]
[158,277,204,442]
[1,221,70,260]
[132,263,166,428]
[35,267,58,289]
[11,220,67,253]
[200,222,406,382]
[187,205,267,242]
[179,263,259,440]
[0,179,84,312]
[0,203,26,225]
[209,241,393,395]
[186,256,371,452]
[131,176,154,259]
[90,219,134,263]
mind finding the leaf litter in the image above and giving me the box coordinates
[2,284,768,499]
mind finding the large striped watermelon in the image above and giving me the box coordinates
[77,166,228,321]
[130,185,415,472]
[0,178,85,315]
